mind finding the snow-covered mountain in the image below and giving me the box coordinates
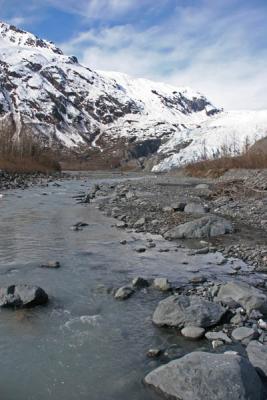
[0,21,266,170]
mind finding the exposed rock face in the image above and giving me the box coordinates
[144,351,263,400]
[217,282,267,314]
[164,215,233,239]
[0,285,49,308]
[152,295,226,328]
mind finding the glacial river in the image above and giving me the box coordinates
[0,175,258,400]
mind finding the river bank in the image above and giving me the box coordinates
[0,170,69,190]
[89,170,267,271]
[81,170,267,399]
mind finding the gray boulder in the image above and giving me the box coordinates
[217,282,267,314]
[232,327,256,343]
[134,218,146,228]
[0,285,49,308]
[247,340,267,378]
[205,331,232,344]
[164,215,233,239]
[114,286,134,300]
[184,203,208,214]
[132,277,149,288]
[181,326,205,339]
[144,351,263,400]
[152,295,226,328]
[153,278,171,292]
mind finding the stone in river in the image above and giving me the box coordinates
[217,281,267,314]
[181,326,205,340]
[0,285,49,308]
[114,286,134,300]
[153,278,171,292]
[41,260,61,269]
[152,295,226,328]
[144,351,263,400]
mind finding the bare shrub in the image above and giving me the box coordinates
[0,121,60,173]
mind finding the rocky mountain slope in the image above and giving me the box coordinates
[0,21,266,170]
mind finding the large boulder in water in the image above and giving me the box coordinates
[0,285,49,308]
[164,215,233,239]
[152,295,226,328]
[216,282,267,314]
[144,351,264,400]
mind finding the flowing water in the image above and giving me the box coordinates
[0,176,259,400]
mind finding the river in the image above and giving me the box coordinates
[0,175,258,400]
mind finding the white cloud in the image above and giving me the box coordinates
[61,2,267,110]
[46,0,154,19]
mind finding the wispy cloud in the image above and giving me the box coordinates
[61,0,267,109]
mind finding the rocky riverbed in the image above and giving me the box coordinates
[81,170,267,399]
[0,170,68,190]
[0,170,267,400]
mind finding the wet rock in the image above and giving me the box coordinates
[153,278,171,292]
[120,240,127,245]
[132,277,150,289]
[164,215,233,239]
[212,339,224,349]
[147,348,162,358]
[114,286,134,300]
[181,326,205,340]
[0,285,49,308]
[146,242,156,249]
[205,331,232,344]
[71,221,89,230]
[217,282,267,314]
[246,340,267,378]
[152,295,226,328]
[135,247,146,253]
[144,351,263,400]
[40,260,60,269]
[232,327,256,343]
[184,203,209,214]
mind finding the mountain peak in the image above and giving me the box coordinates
[0,21,63,55]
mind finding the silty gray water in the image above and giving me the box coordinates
[0,176,259,400]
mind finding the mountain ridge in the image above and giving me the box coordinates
[0,20,266,170]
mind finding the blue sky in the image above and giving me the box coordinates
[1,0,267,109]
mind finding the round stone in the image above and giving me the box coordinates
[181,326,205,340]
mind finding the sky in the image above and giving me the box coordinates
[0,0,267,110]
